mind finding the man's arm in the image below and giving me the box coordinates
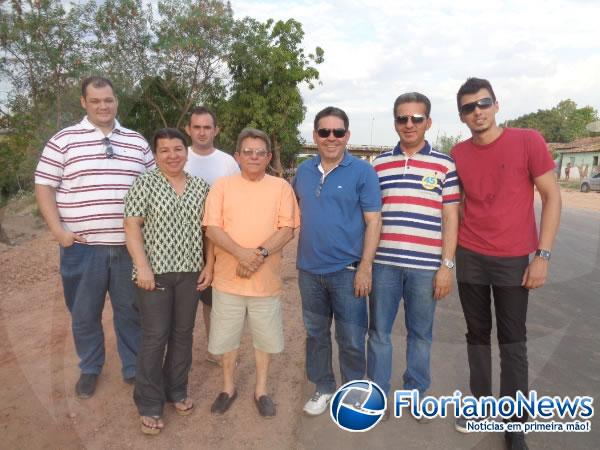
[235,227,295,278]
[522,170,561,289]
[124,216,155,291]
[205,226,264,275]
[197,234,214,290]
[433,203,460,300]
[35,184,86,247]
[354,211,382,297]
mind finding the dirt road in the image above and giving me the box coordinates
[0,187,597,449]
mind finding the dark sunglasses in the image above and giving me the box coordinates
[460,97,494,115]
[317,128,346,138]
[395,114,427,125]
[103,137,114,159]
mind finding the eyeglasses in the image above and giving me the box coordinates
[103,137,114,159]
[395,114,427,125]
[316,128,346,138]
[239,148,270,158]
[459,97,494,115]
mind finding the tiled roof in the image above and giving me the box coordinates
[552,136,600,154]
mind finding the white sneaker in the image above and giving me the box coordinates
[303,391,333,416]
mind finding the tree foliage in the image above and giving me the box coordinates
[0,0,322,201]
[433,132,462,154]
[216,18,323,175]
[502,99,598,143]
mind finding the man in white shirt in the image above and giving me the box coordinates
[184,106,239,364]
[35,76,154,398]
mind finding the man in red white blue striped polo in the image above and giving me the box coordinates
[368,92,460,405]
[35,76,155,399]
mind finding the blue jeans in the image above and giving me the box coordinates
[367,263,436,395]
[298,268,368,394]
[60,243,139,377]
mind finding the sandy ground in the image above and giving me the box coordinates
[0,187,598,449]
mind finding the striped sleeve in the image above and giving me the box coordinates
[35,137,65,187]
[441,157,461,204]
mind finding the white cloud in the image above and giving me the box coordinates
[234,0,600,146]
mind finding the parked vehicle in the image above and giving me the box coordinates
[580,173,600,192]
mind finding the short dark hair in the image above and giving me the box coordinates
[152,128,188,153]
[456,77,496,111]
[314,106,349,130]
[81,76,114,98]
[189,106,217,127]
[393,92,431,117]
[235,128,271,154]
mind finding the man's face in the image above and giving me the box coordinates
[80,85,118,129]
[459,88,499,134]
[313,115,350,163]
[155,137,188,178]
[185,113,219,150]
[234,137,272,177]
[394,102,431,149]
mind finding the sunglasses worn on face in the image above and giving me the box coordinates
[239,148,269,158]
[395,114,427,125]
[460,97,494,115]
[317,128,346,138]
[103,137,114,159]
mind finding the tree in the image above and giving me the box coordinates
[0,0,94,129]
[217,18,323,175]
[433,133,462,154]
[502,99,598,143]
[150,0,234,129]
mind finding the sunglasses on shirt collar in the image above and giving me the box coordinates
[459,97,494,115]
[103,137,114,159]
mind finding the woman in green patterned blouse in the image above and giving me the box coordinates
[124,128,211,435]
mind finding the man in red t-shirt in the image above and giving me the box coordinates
[450,78,561,449]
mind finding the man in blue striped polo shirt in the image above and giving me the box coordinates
[368,92,460,408]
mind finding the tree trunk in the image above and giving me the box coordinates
[270,134,283,177]
[0,206,11,245]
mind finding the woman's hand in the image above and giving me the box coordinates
[136,265,155,291]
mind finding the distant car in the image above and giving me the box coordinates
[580,173,600,193]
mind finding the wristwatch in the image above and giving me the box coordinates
[442,258,455,269]
[535,249,551,261]
[257,246,270,257]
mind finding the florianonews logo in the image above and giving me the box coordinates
[329,380,387,432]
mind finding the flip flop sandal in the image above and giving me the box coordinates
[174,399,194,416]
[140,416,162,435]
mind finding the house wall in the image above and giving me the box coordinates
[558,151,600,179]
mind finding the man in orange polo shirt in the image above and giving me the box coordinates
[203,128,299,418]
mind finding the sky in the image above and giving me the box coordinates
[234,0,600,147]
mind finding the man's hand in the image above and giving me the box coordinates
[236,248,264,272]
[521,257,548,289]
[236,263,254,279]
[433,266,453,300]
[197,265,213,291]
[136,265,155,291]
[354,264,372,298]
[56,229,86,247]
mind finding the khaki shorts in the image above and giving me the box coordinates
[208,288,284,355]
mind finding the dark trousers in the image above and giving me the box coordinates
[133,272,200,417]
[458,282,529,422]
